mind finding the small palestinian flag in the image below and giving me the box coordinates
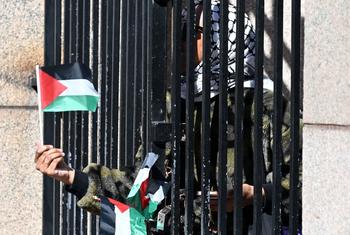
[100,197,147,235]
[127,152,169,219]
[37,63,99,112]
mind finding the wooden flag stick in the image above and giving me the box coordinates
[35,65,44,144]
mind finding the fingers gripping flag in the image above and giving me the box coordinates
[37,63,99,112]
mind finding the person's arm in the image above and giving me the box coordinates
[35,144,141,214]
[65,170,89,199]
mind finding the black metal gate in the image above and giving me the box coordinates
[43,0,301,234]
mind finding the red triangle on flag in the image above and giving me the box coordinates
[39,70,67,109]
[108,198,130,213]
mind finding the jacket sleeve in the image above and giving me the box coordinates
[66,148,142,215]
[65,164,137,215]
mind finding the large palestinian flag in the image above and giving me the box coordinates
[127,152,170,219]
[100,197,147,235]
[37,63,99,112]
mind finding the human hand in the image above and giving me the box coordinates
[34,144,75,185]
[210,184,265,212]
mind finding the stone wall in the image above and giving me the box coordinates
[0,0,349,234]
[303,0,350,234]
[0,0,43,234]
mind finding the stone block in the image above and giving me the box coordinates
[0,0,44,106]
[304,0,350,125]
[0,109,42,235]
[303,124,350,235]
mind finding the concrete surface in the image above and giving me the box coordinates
[303,0,350,234]
[0,109,42,235]
[303,0,350,126]
[0,0,43,234]
[0,0,43,106]
[303,125,350,235]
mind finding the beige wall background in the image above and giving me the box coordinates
[0,0,349,234]
[303,0,350,234]
[0,0,43,234]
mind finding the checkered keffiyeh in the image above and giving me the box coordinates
[181,0,256,100]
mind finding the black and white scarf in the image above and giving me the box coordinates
[180,0,260,101]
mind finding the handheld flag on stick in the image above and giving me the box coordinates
[36,63,99,112]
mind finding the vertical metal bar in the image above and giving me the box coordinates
[119,0,128,168]
[90,0,100,233]
[145,0,152,157]
[77,0,90,234]
[141,0,148,158]
[70,1,78,234]
[105,0,114,169]
[289,0,301,233]
[52,2,62,234]
[81,0,90,179]
[144,2,167,175]
[111,0,121,169]
[234,0,245,234]
[43,0,61,234]
[54,1,62,235]
[62,1,73,234]
[201,0,211,234]
[149,3,167,154]
[133,0,143,161]
[61,4,70,226]
[171,0,182,234]
[125,0,136,167]
[184,0,195,233]
[75,1,85,233]
[99,0,107,166]
[272,0,283,234]
[91,0,99,169]
[218,0,228,234]
[253,0,264,234]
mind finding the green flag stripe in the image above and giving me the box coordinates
[43,95,99,112]
[142,200,159,220]
[128,191,143,213]
[129,208,147,235]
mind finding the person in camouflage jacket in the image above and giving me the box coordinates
[34,0,302,233]
[34,87,302,234]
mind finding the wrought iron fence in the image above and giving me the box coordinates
[42,0,301,234]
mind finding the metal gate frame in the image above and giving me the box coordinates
[43,0,301,234]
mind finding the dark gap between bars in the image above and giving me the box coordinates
[125,0,136,167]
[111,0,121,169]
[234,0,245,234]
[290,0,301,233]
[253,0,265,234]
[218,0,228,233]
[184,0,195,233]
[171,0,182,234]
[272,0,283,233]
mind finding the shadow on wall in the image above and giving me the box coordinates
[246,1,304,109]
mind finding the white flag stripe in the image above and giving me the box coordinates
[59,79,99,97]
[148,186,165,203]
[141,152,158,168]
[114,206,131,235]
[133,168,150,186]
